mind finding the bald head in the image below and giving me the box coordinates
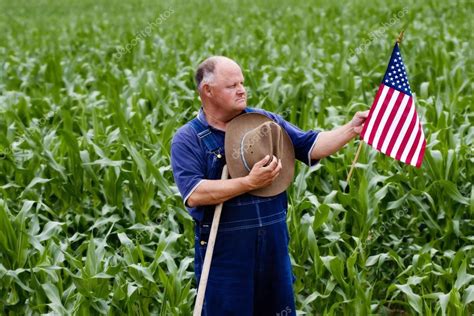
[195,56,241,91]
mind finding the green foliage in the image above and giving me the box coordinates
[0,0,472,315]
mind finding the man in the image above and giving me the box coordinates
[171,56,368,315]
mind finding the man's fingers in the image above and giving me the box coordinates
[358,110,369,118]
[352,110,369,128]
[255,155,270,168]
[355,111,369,124]
[276,159,283,172]
[270,159,282,177]
[263,155,278,170]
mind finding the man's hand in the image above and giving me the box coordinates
[350,110,369,134]
[244,155,282,190]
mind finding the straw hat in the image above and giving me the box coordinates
[225,113,295,197]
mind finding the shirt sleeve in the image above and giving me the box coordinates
[254,109,321,166]
[171,126,206,209]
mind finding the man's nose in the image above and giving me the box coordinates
[237,84,246,95]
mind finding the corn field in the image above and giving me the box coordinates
[0,0,473,315]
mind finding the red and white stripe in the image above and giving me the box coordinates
[361,84,426,168]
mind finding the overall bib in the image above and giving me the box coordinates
[189,115,297,316]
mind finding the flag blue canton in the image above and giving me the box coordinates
[382,43,412,96]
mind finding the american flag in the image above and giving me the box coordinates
[361,42,426,168]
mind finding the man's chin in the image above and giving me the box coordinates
[235,100,247,109]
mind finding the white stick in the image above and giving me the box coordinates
[193,165,229,316]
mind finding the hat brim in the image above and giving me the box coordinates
[225,113,295,197]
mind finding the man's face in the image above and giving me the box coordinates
[207,61,247,113]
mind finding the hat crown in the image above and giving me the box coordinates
[224,112,295,197]
[241,121,283,171]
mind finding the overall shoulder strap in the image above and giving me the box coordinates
[188,117,221,153]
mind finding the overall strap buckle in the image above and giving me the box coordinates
[189,118,223,158]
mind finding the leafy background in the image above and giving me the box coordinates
[0,0,472,314]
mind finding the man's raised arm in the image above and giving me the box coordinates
[311,111,369,160]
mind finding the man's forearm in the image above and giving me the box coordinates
[187,177,253,207]
[311,122,358,160]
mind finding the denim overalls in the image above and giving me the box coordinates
[189,112,297,316]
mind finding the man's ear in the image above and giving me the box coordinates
[203,84,212,97]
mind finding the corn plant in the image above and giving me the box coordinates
[0,0,472,315]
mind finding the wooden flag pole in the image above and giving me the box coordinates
[193,165,229,316]
[346,30,405,184]
[396,30,404,44]
[346,140,364,183]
